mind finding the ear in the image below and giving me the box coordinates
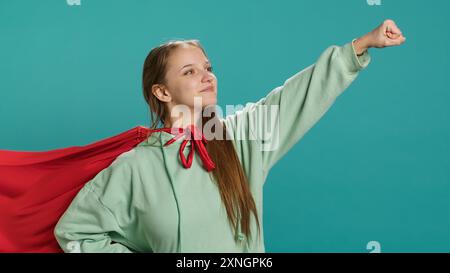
[151,84,172,103]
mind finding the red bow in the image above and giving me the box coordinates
[151,125,216,172]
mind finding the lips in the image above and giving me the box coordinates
[200,86,214,93]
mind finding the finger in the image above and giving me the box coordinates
[386,32,401,39]
[400,36,407,44]
[385,35,406,46]
[390,24,402,35]
[385,20,403,35]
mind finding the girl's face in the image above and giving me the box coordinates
[162,45,217,109]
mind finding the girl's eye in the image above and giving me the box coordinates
[184,66,213,76]
[184,69,194,76]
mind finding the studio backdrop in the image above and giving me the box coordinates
[0,0,449,252]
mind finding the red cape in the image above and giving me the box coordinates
[0,126,151,253]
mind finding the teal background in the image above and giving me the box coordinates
[1,0,449,252]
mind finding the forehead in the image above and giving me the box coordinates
[167,45,208,68]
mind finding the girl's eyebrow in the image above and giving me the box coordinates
[179,61,210,72]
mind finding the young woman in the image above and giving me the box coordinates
[53,19,405,253]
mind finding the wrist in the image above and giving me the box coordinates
[353,35,370,56]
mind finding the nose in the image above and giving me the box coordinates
[202,70,214,83]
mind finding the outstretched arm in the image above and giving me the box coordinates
[224,19,406,176]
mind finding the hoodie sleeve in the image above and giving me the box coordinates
[223,39,371,175]
[54,157,138,253]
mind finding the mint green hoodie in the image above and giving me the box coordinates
[54,40,371,253]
